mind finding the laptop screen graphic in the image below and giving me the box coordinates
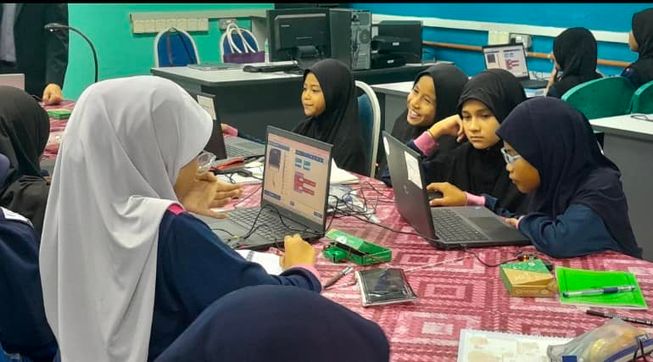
[262,131,330,225]
[483,44,529,79]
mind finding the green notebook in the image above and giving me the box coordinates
[556,266,647,309]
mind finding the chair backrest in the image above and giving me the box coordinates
[220,23,260,62]
[153,27,200,67]
[630,80,653,114]
[355,80,381,178]
[561,76,636,119]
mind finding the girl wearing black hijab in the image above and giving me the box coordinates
[377,63,468,186]
[293,59,367,174]
[546,27,602,98]
[425,69,528,215]
[156,285,390,362]
[622,8,653,88]
[498,97,642,259]
[0,86,50,234]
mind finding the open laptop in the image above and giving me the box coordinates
[188,91,266,160]
[0,74,25,90]
[482,43,548,89]
[382,131,529,249]
[201,126,333,250]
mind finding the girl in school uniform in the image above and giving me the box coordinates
[0,154,57,362]
[622,8,653,88]
[377,63,468,186]
[546,27,602,98]
[39,76,322,362]
[0,86,51,234]
[423,69,529,215]
[156,285,390,362]
[293,58,367,175]
[498,97,642,259]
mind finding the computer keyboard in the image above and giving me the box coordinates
[225,144,251,158]
[521,79,548,89]
[243,63,301,73]
[228,208,298,241]
[431,209,488,242]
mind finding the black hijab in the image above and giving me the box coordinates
[0,87,50,234]
[155,285,390,362]
[625,8,653,87]
[379,63,468,183]
[449,69,528,214]
[497,97,641,259]
[548,27,602,98]
[292,59,367,174]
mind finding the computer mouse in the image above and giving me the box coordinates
[427,190,443,201]
[243,65,260,73]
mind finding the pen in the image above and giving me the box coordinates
[586,309,653,327]
[562,285,636,298]
[323,266,354,289]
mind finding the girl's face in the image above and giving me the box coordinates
[406,75,436,127]
[461,99,501,150]
[174,158,199,200]
[503,141,540,193]
[629,31,639,52]
[301,73,326,118]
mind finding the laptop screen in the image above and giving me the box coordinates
[262,127,332,228]
[482,44,529,79]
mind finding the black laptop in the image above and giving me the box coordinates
[382,131,529,249]
[189,91,265,161]
[481,43,548,89]
[199,126,333,250]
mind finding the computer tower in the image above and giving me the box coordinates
[329,9,372,70]
[377,20,423,63]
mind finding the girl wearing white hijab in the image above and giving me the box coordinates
[39,76,321,362]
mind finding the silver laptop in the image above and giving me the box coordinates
[199,126,333,250]
[187,91,265,161]
[382,131,529,249]
[0,74,25,90]
[481,43,548,89]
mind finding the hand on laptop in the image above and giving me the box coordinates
[212,179,243,207]
[503,217,519,229]
[280,234,316,270]
[427,182,466,207]
[179,171,226,219]
[42,83,63,105]
[220,123,238,137]
[428,115,466,143]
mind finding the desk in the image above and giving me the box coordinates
[590,114,653,261]
[372,81,545,134]
[151,63,437,140]
[234,178,653,361]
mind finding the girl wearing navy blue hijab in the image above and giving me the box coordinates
[497,97,642,259]
[156,285,390,362]
[546,27,602,98]
[622,8,653,88]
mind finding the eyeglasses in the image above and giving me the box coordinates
[500,147,521,165]
[197,151,216,173]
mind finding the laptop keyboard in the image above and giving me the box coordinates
[228,207,305,242]
[521,79,548,89]
[431,209,489,242]
[225,143,252,158]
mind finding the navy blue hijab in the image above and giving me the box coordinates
[155,285,390,362]
[497,97,641,259]
[625,8,653,87]
[548,27,602,98]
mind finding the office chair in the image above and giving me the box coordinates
[561,76,636,119]
[630,80,653,114]
[154,27,200,67]
[355,80,382,178]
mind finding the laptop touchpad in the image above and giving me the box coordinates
[467,217,517,239]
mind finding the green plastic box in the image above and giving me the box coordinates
[323,229,392,266]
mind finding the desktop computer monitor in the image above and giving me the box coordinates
[266,8,330,64]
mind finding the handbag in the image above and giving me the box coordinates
[220,22,265,64]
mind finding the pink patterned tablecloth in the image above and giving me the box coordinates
[233,178,653,362]
[41,100,75,161]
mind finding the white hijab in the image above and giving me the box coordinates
[39,76,212,361]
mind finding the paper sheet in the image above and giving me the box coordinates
[457,329,572,362]
[236,250,283,275]
[330,159,359,185]
[196,95,216,120]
